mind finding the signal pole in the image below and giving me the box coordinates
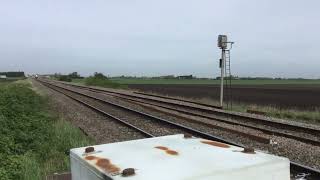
[220,49,226,107]
[217,35,234,108]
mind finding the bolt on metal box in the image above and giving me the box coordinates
[70,134,290,180]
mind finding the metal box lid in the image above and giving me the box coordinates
[70,134,290,180]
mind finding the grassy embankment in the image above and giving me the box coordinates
[0,80,93,180]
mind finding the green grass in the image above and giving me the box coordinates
[186,97,320,124]
[109,78,320,85]
[71,78,85,84]
[77,76,127,89]
[0,81,94,180]
[229,104,319,124]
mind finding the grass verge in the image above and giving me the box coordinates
[0,81,94,180]
[211,100,320,124]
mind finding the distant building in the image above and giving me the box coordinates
[160,75,175,79]
[177,75,193,79]
[0,75,7,79]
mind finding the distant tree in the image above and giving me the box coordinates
[53,73,61,78]
[68,72,81,79]
[58,75,72,82]
[93,72,107,79]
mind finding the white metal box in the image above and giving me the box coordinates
[70,134,290,180]
[218,35,228,49]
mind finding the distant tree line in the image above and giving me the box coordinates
[113,75,196,79]
[53,72,84,82]
[112,75,320,80]
[0,71,25,77]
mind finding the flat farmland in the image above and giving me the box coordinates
[128,84,320,110]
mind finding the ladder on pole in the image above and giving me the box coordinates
[224,50,232,109]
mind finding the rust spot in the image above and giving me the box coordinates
[122,168,135,177]
[184,134,192,138]
[201,140,230,148]
[155,146,179,156]
[155,146,168,150]
[85,146,95,153]
[85,155,97,160]
[96,158,120,174]
[242,147,256,154]
[166,150,178,155]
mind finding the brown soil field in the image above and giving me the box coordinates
[128,84,320,110]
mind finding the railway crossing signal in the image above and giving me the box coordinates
[217,35,234,108]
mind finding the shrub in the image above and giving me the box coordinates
[58,75,72,82]
[85,72,126,89]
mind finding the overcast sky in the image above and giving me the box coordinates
[0,0,319,78]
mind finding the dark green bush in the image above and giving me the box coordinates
[85,72,126,89]
[58,75,72,82]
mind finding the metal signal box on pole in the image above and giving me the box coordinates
[218,35,228,49]
[217,35,234,108]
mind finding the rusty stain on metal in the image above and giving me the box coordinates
[184,134,192,138]
[83,155,121,174]
[155,146,169,150]
[122,168,135,177]
[241,147,256,154]
[85,155,97,160]
[200,140,230,148]
[85,147,95,153]
[154,146,179,156]
[96,158,120,174]
[166,150,179,155]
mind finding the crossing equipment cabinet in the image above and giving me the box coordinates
[70,134,290,180]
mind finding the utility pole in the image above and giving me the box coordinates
[217,35,234,108]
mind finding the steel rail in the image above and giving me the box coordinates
[63,82,222,114]
[41,82,154,138]
[39,80,241,146]
[58,81,320,136]
[39,79,320,179]
[133,91,223,109]
[112,94,320,147]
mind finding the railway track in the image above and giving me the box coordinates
[54,80,320,146]
[113,94,320,146]
[38,79,320,179]
[40,80,242,145]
